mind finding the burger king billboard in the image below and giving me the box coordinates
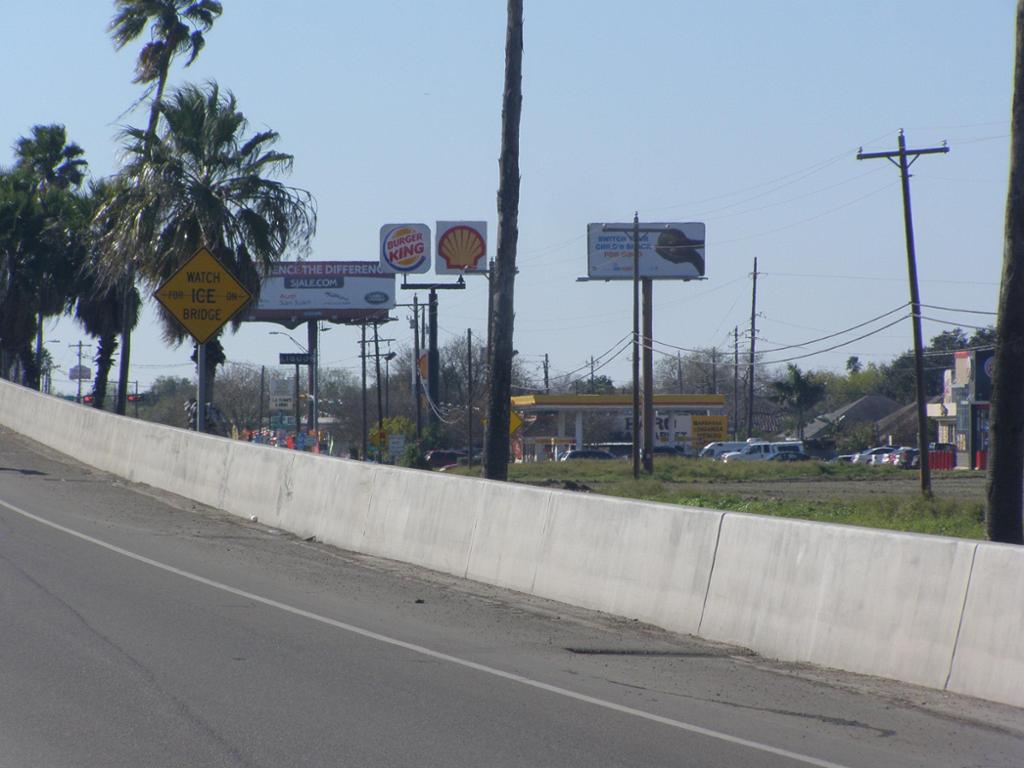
[380,223,431,274]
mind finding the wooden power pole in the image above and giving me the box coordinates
[858,131,948,498]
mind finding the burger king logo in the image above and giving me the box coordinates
[380,224,430,273]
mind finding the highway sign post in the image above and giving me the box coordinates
[154,247,252,432]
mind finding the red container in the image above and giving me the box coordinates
[976,451,987,470]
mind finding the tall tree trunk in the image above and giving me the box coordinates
[985,0,1024,544]
[117,69,168,416]
[93,333,118,409]
[483,0,524,480]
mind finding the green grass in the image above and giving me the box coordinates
[452,457,989,540]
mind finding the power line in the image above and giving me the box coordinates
[646,131,895,214]
[551,332,633,380]
[756,315,910,366]
[920,315,997,332]
[759,271,998,286]
[919,303,997,316]
[712,181,897,247]
[757,303,910,353]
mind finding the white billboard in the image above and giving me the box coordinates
[249,261,395,324]
[379,223,431,274]
[587,222,705,280]
[436,221,488,275]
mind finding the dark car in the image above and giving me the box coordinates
[559,449,616,461]
[651,445,689,457]
[768,451,811,461]
[889,446,920,469]
[424,449,466,470]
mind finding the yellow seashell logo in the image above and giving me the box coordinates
[438,225,485,270]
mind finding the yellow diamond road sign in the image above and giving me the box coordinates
[154,247,252,345]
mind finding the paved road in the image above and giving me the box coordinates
[0,428,1020,767]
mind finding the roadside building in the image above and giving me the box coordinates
[510,394,727,461]
[927,349,993,469]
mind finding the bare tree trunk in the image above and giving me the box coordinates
[483,0,524,480]
[985,0,1024,544]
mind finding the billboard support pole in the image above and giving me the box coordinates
[413,294,422,440]
[429,289,439,431]
[361,323,368,461]
[643,276,654,473]
[632,214,641,480]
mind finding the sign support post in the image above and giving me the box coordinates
[197,343,207,432]
[587,219,706,476]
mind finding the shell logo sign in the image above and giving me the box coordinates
[436,221,487,275]
[380,223,431,274]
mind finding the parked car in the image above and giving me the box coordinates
[768,450,811,461]
[560,448,616,461]
[888,446,920,469]
[651,445,688,457]
[852,446,896,465]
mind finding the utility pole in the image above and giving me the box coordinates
[589,356,595,392]
[543,353,549,394]
[467,328,474,465]
[733,327,739,440]
[747,258,758,439]
[69,341,92,404]
[858,131,948,498]
[677,352,683,393]
[711,347,718,393]
[482,0,523,481]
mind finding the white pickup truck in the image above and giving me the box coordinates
[720,441,805,463]
[720,442,779,462]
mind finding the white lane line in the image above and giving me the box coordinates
[2,498,854,768]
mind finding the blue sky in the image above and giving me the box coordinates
[3,1,1014,393]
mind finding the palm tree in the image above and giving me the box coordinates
[14,124,89,386]
[0,125,88,387]
[109,1,223,146]
[108,0,223,415]
[97,82,316,398]
[769,364,826,441]
[75,181,140,409]
[14,124,87,193]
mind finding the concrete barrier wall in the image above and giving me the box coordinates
[945,543,1024,705]
[699,515,977,689]
[1,380,1020,708]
